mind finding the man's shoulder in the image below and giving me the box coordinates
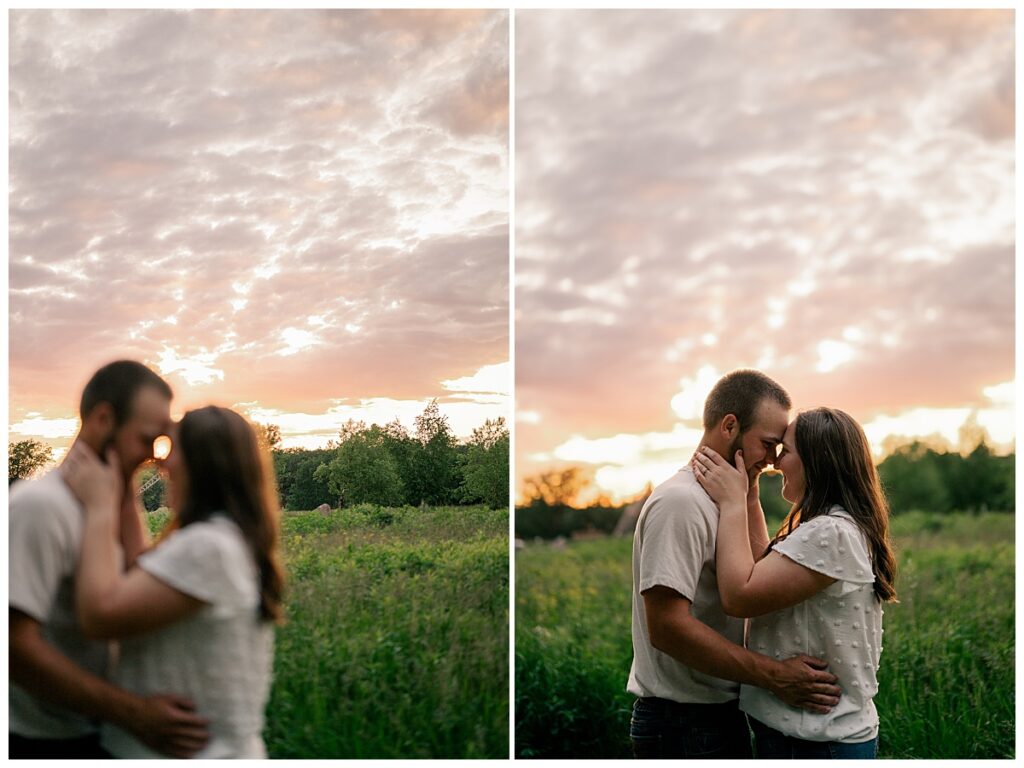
[642,469,716,521]
[646,469,712,506]
[10,471,79,520]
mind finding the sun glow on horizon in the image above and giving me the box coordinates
[525,379,1016,504]
[9,415,80,439]
[442,361,510,398]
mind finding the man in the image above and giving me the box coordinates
[10,360,209,758]
[627,369,841,758]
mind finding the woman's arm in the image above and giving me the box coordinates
[694,447,835,618]
[118,484,152,568]
[746,474,771,562]
[63,444,206,640]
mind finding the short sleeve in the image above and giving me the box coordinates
[9,482,76,622]
[138,520,257,610]
[773,512,873,585]
[637,487,711,603]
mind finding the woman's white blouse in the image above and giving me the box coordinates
[101,516,275,759]
[740,506,884,744]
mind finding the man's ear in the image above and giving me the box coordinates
[721,414,738,438]
[85,402,116,435]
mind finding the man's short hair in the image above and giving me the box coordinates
[79,360,173,426]
[702,369,791,433]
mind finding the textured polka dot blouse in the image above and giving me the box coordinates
[740,506,884,744]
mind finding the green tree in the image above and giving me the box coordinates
[380,419,417,504]
[757,471,791,529]
[255,423,282,453]
[9,439,53,485]
[137,465,167,512]
[878,442,952,514]
[409,400,460,506]
[952,442,1014,513]
[274,448,334,511]
[515,467,593,539]
[460,417,509,509]
[520,466,591,508]
[314,425,405,506]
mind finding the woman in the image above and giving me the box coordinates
[62,405,285,758]
[693,407,897,759]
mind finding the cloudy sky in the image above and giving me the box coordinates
[516,10,1014,502]
[10,10,509,458]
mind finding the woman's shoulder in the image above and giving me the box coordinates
[777,507,873,583]
[150,516,252,568]
[167,514,244,541]
[793,506,861,535]
[141,515,258,608]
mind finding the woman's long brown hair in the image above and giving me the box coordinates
[164,406,285,622]
[771,407,898,603]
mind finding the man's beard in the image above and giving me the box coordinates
[100,434,115,463]
[99,428,130,482]
[725,433,744,467]
[726,432,761,479]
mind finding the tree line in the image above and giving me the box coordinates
[8,400,510,512]
[515,440,1016,540]
[273,402,509,510]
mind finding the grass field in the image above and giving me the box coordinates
[514,511,1014,759]
[149,504,509,759]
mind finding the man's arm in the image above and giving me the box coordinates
[643,586,840,713]
[10,609,208,757]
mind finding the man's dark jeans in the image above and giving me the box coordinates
[10,732,112,759]
[630,697,753,759]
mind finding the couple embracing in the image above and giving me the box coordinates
[628,369,898,760]
[10,360,283,758]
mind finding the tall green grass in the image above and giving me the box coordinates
[148,504,509,758]
[515,512,1014,759]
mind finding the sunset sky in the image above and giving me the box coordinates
[9,10,509,461]
[515,10,1014,502]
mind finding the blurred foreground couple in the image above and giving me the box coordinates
[629,369,898,760]
[10,360,284,758]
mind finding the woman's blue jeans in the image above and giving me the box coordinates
[750,716,878,759]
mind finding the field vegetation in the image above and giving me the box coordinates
[515,511,1014,759]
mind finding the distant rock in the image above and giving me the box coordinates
[315,503,331,516]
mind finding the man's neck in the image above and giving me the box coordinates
[696,434,732,461]
[69,432,132,487]
[71,433,102,459]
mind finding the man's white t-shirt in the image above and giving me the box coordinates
[101,515,275,759]
[627,466,745,703]
[9,471,111,739]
